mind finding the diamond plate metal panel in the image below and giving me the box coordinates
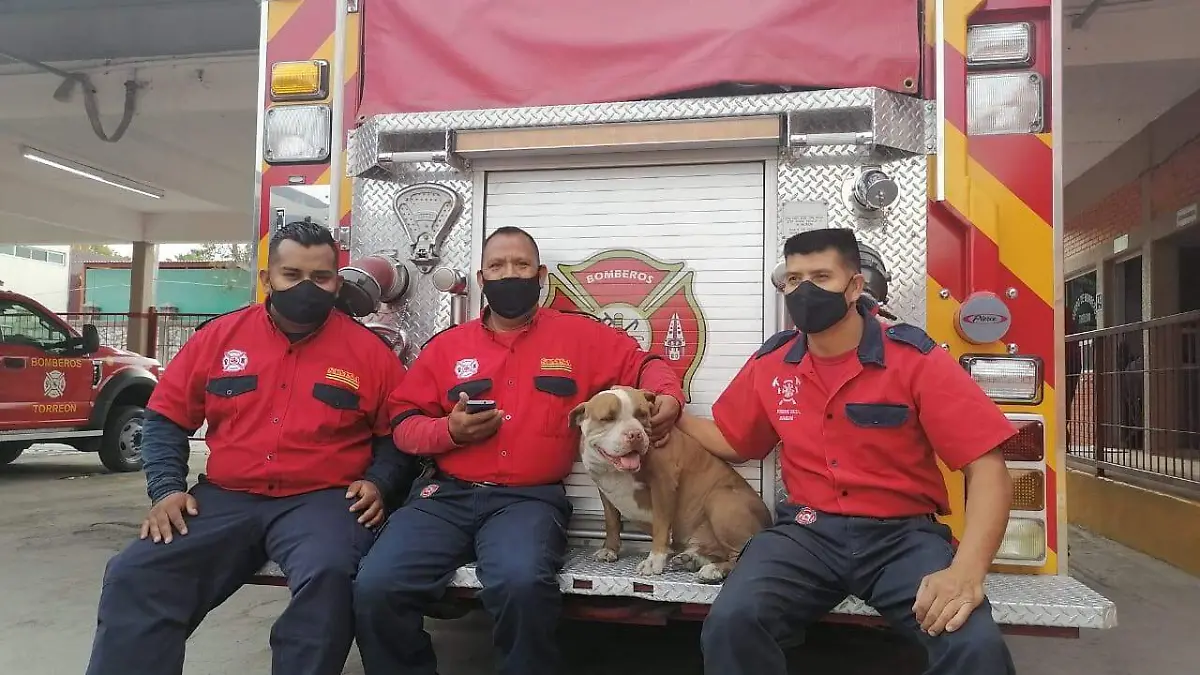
[351,166,473,361]
[349,88,930,175]
[348,89,928,356]
[252,545,1115,628]
[346,123,378,178]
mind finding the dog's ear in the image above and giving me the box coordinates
[640,390,657,404]
[568,402,587,428]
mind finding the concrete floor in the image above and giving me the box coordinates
[2,446,1199,675]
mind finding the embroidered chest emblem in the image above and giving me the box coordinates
[326,367,361,390]
[419,484,440,498]
[540,357,572,373]
[454,358,479,379]
[222,350,248,373]
[771,375,802,422]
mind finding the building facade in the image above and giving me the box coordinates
[0,244,71,312]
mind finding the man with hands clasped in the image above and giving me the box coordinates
[676,228,1018,675]
[84,222,417,675]
[354,226,685,675]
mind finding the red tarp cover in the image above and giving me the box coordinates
[359,0,923,116]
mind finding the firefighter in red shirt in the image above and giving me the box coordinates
[353,226,686,675]
[84,222,416,675]
[677,228,1018,675]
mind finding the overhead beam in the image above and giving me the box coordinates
[0,54,257,123]
[142,211,256,244]
[0,121,252,212]
[0,1,259,64]
[0,175,143,243]
[0,217,126,245]
[1065,2,1200,67]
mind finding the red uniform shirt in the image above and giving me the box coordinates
[148,304,406,497]
[712,311,1017,518]
[390,308,685,486]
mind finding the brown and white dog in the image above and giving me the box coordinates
[569,386,772,584]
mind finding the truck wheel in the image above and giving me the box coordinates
[0,442,30,466]
[99,406,145,473]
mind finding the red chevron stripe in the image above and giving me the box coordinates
[926,200,1055,386]
[943,42,968,133]
[942,12,1054,225]
[260,0,336,195]
[969,135,1053,225]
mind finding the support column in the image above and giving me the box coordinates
[126,241,159,357]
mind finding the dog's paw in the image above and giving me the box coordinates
[695,563,728,584]
[669,551,702,572]
[634,552,668,576]
[593,547,620,563]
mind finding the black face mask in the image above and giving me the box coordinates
[785,280,853,334]
[482,276,541,320]
[269,279,337,326]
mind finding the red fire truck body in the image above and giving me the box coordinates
[248,0,1116,638]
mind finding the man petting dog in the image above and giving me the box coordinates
[353,226,685,675]
[676,227,1018,675]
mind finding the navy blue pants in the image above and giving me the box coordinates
[702,504,1016,675]
[85,480,375,675]
[354,477,571,675]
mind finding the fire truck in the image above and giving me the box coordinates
[0,290,157,472]
[248,0,1117,641]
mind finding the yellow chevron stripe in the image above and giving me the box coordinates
[312,33,336,70]
[944,0,980,57]
[943,126,1056,307]
[924,0,979,53]
[266,0,304,41]
[255,233,269,302]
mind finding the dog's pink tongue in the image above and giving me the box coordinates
[617,454,641,471]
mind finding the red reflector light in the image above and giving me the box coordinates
[999,419,1044,462]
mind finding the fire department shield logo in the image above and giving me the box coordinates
[454,358,479,379]
[542,249,707,400]
[43,370,67,399]
[221,350,248,373]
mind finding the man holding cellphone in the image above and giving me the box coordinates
[353,226,687,675]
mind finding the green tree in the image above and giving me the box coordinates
[172,242,253,267]
[73,244,128,261]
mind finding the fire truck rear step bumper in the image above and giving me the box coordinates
[252,545,1116,630]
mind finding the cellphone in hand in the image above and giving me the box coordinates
[465,399,497,414]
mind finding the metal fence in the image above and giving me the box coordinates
[59,310,218,365]
[1066,310,1200,493]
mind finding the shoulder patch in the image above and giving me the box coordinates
[558,309,600,322]
[193,304,255,333]
[420,325,459,351]
[754,329,799,359]
[883,323,937,354]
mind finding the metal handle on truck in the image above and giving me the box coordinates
[787,131,875,148]
[378,151,450,166]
